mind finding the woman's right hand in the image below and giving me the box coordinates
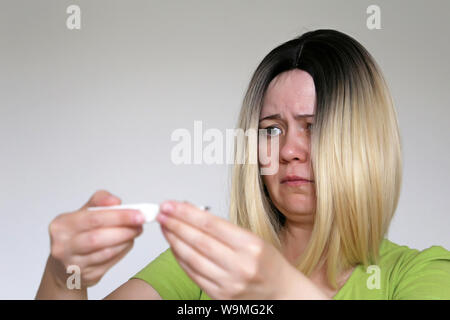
[47,190,145,289]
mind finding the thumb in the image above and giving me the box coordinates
[81,189,122,210]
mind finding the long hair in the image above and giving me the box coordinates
[229,29,403,289]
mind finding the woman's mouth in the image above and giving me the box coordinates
[282,179,312,186]
[280,175,314,186]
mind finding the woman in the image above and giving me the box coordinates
[36,29,450,300]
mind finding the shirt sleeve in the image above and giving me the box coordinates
[392,245,450,300]
[130,247,202,300]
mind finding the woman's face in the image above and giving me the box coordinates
[259,69,316,222]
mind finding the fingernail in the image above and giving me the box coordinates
[160,202,174,213]
[156,212,167,223]
[107,195,119,203]
[135,212,145,223]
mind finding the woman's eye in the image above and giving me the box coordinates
[307,123,313,130]
[261,126,282,137]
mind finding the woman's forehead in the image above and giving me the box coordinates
[261,69,316,117]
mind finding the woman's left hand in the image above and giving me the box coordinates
[156,200,326,300]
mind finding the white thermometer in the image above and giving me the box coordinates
[87,203,210,223]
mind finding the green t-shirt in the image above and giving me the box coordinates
[131,238,450,300]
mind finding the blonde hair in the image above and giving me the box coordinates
[229,29,403,289]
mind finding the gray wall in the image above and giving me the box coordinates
[1,0,449,299]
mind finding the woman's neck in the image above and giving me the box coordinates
[280,219,314,266]
[280,219,356,297]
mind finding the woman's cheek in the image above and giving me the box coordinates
[258,143,271,168]
[259,146,280,177]
[263,175,279,196]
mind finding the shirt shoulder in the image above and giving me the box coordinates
[335,238,450,300]
[131,247,203,300]
[380,239,450,300]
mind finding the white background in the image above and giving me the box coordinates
[1,0,449,299]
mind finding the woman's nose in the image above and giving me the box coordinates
[279,129,309,163]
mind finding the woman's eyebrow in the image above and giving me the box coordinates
[259,113,315,122]
[294,114,315,119]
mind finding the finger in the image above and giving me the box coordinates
[73,209,145,232]
[160,201,255,250]
[161,225,228,286]
[162,226,222,298]
[74,241,134,267]
[71,226,143,255]
[82,241,135,283]
[175,255,221,300]
[100,241,134,272]
[80,189,122,211]
[158,212,234,271]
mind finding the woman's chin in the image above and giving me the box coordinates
[279,201,315,216]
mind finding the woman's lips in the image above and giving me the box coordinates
[282,179,312,186]
[280,175,314,186]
